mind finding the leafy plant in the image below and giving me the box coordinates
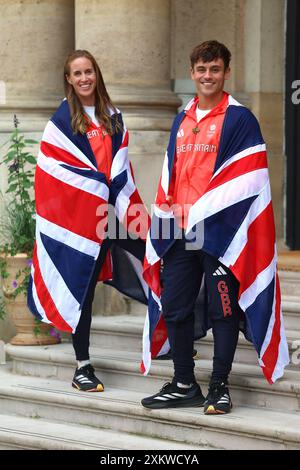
[0,115,36,318]
[0,116,61,342]
[0,115,36,254]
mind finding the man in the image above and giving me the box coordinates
[141,40,289,414]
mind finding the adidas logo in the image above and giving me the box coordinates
[154,392,187,401]
[213,266,227,276]
[177,128,184,138]
[74,374,93,384]
[217,393,230,404]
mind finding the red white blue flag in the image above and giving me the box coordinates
[141,95,289,384]
[28,100,149,333]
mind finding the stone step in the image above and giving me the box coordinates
[278,251,300,272]
[119,269,298,304]
[90,315,144,351]
[0,366,205,450]
[90,315,300,370]
[94,294,300,349]
[0,410,196,450]
[5,343,300,413]
[279,271,300,298]
[281,296,300,330]
[198,330,300,370]
[0,365,299,450]
[118,271,300,319]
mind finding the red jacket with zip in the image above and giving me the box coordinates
[171,92,229,228]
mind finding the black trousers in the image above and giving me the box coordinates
[161,236,241,384]
[72,237,145,361]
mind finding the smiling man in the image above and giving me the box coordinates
[191,49,230,107]
[141,40,288,415]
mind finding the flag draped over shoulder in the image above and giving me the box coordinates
[28,99,149,333]
[142,95,289,384]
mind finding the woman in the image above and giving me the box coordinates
[28,50,149,392]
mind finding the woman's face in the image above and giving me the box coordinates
[66,57,97,106]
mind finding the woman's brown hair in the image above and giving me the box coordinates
[64,50,122,135]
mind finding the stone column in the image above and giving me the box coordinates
[171,0,284,242]
[0,0,75,132]
[0,0,75,234]
[171,0,249,109]
[0,0,75,340]
[75,0,181,207]
[75,0,181,315]
[75,0,179,129]
[244,0,285,242]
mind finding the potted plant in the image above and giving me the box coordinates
[0,115,60,345]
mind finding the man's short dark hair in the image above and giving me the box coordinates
[190,40,231,70]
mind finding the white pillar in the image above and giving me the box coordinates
[0,0,75,132]
[75,0,181,209]
[75,0,180,132]
[171,0,247,109]
[244,0,285,240]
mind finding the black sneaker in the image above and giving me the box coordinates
[72,364,104,392]
[153,349,198,361]
[204,381,232,414]
[141,381,205,409]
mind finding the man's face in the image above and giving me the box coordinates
[191,58,230,99]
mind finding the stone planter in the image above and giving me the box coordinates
[1,253,60,345]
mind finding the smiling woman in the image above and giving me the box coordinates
[27,49,149,394]
[63,50,122,136]
[66,57,96,106]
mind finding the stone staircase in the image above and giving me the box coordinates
[1,269,300,449]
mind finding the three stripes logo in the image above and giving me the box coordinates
[75,374,94,385]
[154,392,187,402]
[217,393,231,405]
[213,265,227,276]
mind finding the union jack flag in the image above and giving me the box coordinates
[28,100,149,333]
[141,95,289,384]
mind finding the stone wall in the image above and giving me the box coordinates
[0,0,287,340]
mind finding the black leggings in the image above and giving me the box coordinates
[72,237,145,360]
[161,236,241,384]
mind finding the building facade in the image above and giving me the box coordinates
[1,0,299,339]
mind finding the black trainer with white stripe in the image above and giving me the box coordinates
[72,364,104,392]
[141,381,205,409]
[204,381,232,414]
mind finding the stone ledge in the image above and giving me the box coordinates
[90,314,300,366]
[5,343,300,412]
[278,251,300,272]
[0,409,196,450]
[0,365,299,450]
